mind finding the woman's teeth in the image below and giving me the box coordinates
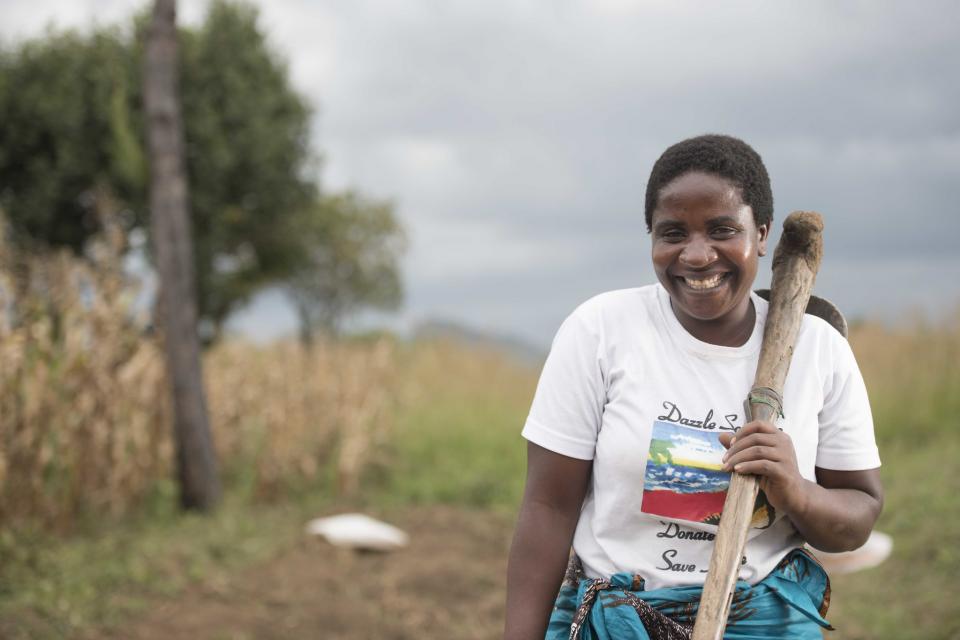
[683,273,725,290]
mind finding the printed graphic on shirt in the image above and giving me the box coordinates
[641,421,775,528]
[642,421,729,524]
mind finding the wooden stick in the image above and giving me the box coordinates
[691,211,824,640]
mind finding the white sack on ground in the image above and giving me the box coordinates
[305,513,409,551]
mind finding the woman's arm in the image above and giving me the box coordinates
[719,421,883,552]
[795,466,883,551]
[504,442,593,640]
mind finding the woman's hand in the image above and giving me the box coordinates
[718,420,810,516]
[720,421,883,552]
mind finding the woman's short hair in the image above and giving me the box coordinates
[644,134,773,231]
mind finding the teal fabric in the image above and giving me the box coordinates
[547,549,832,640]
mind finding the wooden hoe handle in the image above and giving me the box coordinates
[691,212,824,640]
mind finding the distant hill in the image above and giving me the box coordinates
[412,319,546,367]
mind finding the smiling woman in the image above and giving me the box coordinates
[503,134,883,640]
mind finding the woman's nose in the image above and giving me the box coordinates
[679,236,717,267]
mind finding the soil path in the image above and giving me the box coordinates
[89,506,514,640]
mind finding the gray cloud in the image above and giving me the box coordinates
[3,0,958,346]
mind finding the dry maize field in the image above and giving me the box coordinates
[0,222,397,532]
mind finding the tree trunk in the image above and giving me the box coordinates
[144,0,220,511]
[295,299,315,350]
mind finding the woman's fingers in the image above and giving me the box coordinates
[723,445,783,471]
[736,419,779,436]
[721,433,781,463]
[718,432,735,449]
[719,420,776,450]
[729,459,777,476]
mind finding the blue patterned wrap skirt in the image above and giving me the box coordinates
[547,548,832,640]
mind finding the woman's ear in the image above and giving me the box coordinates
[757,223,769,257]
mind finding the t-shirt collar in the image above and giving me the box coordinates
[654,283,765,358]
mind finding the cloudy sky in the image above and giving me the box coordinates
[2,1,958,347]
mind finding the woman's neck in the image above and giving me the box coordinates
[671,297,756,347]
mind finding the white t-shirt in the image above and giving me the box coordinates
[522,284,881,591]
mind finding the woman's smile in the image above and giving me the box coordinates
[678,272,729,290]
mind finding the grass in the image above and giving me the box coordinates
[824,319,960,639]
[1,317,958,638]
[368,340,535,511]
[0,480,337,639]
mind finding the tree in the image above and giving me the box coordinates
[0,1,316,339]
[288,192,406,345]
[144,0,220,510]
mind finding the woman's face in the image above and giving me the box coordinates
[650,171,768,339]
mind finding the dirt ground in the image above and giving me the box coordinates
[86,506,515,640]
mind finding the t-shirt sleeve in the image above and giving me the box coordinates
[521,304,605,460]
[816,334,881,470]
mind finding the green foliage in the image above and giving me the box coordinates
[0,28,142,251]
[177,1,317,333]
[0,1,319,334]
[288,191,406,340]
